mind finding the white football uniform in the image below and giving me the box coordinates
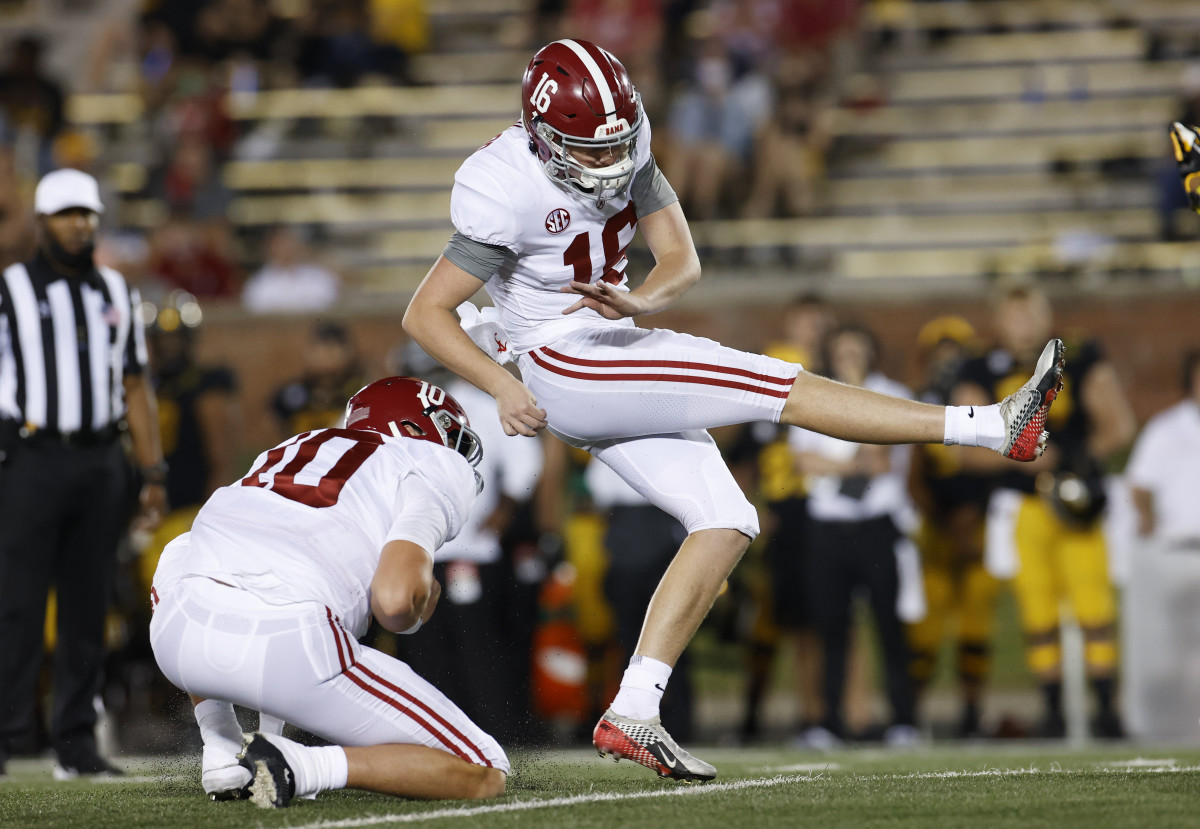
[449,123,801,538]
[149,429,509,772]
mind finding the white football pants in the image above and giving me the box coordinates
[519,326,802,539]
[150,575,509,773]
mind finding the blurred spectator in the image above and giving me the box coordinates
[243,227,341,314]
[370,0,430,59]
[905,316,1000,739]
[587,459,695,742]
[295,0,410,87]
[192,0,280,65]
[956,281,1136,739]
[271,321,364,437]
[148,217,241,299]
[158,136,233,221]
[0,36,65,174]
[1122,348,1200,740]
[137,291,240,602]
[391,343,543,743]
[564,0,664,112]
[791,324,922,748]
[0,145,33,267]
[725,294,834,742]
[741,52,833,218]
[664,30,772,219]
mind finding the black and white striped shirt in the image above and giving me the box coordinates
[0,254,147,434]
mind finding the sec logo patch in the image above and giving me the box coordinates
[545,208,571,234]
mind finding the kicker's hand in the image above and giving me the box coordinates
[495,378,547,437]
[561,280,652,319]
[1170,122,1200,213]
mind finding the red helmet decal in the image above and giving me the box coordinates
[344,376,483,471]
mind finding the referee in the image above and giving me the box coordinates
[0,168,166,777]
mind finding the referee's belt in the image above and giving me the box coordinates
[14,422,123,447]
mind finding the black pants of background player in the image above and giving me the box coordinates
[392,558,521,742]
[0,434,130,768]
[602,505,695,741]
[805,515,916,737]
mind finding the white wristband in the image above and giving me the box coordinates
[399,617,423,635]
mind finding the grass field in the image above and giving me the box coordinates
[3,743,1198,828]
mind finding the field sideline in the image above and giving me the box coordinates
[3,744,1198,828]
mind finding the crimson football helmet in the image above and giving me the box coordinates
[521,39,643,208]
[345,377,483,486]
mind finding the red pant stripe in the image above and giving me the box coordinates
[355,663,493,768]
[530,350,792,400]
[326,607,348,673]
[539,346,796,386]
[343,666,476,765]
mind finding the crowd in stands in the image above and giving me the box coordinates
[0,0,866,308]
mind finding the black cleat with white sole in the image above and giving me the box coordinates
[237,733,296,809]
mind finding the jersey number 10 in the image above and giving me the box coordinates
[562,202,637,286]
[241,430,382,508]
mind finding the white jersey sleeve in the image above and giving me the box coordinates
[451,156,521,251]
[386,443,479,551]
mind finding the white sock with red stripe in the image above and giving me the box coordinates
[944,404,1005,451]
[195,700,243,764]
[258,732,348,798]
[611,655,672,721]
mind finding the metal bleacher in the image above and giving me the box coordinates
[67,0,1200,294]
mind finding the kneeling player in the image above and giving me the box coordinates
[149,377,508,808]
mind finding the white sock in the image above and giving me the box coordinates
[943,404,1005,451]
[610,655,673,721]
[258,713,285,736]
[258,733,348,798]
[195,700,242,762]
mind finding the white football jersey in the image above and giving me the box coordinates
[154,429,478,638]
[451,121,656,354]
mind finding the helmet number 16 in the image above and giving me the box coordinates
[562,202,637,286]
[530,73,558,114]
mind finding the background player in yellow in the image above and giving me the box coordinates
[906,317,1001,739]
[955,281,1135,737]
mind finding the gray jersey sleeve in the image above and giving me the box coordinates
[443,233,516,282]
[630,155,678,218]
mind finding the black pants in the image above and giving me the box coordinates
[393,559,519,742]
[805,515,915,735]
[0,438,129,760]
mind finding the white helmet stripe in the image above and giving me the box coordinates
[555,38,617,124]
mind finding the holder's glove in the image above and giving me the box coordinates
[1170,122,1200,213]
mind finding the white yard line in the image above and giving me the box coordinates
[282,774,816,829]
[1103,757,1178,768]
[280,764,1200,829]
[765,762,842,773]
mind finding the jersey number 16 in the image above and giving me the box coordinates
[562,202,637,286]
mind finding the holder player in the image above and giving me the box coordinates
[149,377,508,808]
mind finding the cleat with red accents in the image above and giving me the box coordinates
[998,338,1064,462]
[593,709,716,782]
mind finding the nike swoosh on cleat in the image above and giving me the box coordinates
[650,742,678,769]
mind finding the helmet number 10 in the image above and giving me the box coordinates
[530,73,558,114]
[562,202,637,285]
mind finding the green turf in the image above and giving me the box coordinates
[2,745,1198,829]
